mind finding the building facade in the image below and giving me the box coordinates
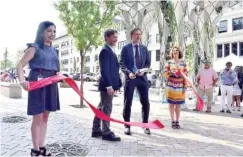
[53,22,162,74]
[214,4,243,71]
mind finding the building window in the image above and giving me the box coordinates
[61,50,69,56]
[232,42,238,55]
[66,41,69,46]
[224,44,230,57]
[95,54,98,61]
[217,44,223,58]
[218,20,227,33]
[240,42,243,56]
[77,57,79,62]
[156,50,160,61]
[62,59,69,64]
[61,42,65,48]
[70,58,72,63]
[232,17,243,31]
[85,56,90,63]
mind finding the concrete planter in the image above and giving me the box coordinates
[0,83,22,98]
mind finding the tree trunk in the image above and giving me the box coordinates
[80,50,85,108]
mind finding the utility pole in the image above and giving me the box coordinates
[4,47,8,69]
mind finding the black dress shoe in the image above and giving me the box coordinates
[226,110,232,113]
[220,110,225,113]
[144,128,151,134]
[124,127,131,135]
[102,132,121,141]
[91,131,102,138]
[241,114,243,117]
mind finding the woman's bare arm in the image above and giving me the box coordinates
[16,47,36,83]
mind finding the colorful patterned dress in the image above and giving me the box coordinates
[164,59,188,105]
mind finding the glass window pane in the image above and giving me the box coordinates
[156,50,160,61]
[218,20,228,33]
[224,44,230,57]
[232,43,238,55]
[240,42,243,56]
[232,17,243,31]
[217,44,223,58]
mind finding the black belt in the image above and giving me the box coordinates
[31,69,57,74]
[223,84,233,86]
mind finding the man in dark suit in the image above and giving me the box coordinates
[120,28,151,135]
[92,29,122,141]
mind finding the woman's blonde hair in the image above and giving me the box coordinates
[170,46,183,59]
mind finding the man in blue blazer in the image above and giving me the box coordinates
[92,29,122,141]
[120,28,151,135]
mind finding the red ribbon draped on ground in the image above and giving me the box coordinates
[179,71,204,111]
[28,75,164,129]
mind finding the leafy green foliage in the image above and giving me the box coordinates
[1,59,13,69]
[185,44,193,74]
[54,0,118,106]
[54,1,118,52]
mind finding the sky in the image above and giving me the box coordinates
[0,0,66,61]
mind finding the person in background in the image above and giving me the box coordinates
[232,66,242,111]
[220,62,237,113]
[194,60,218,113]
[237,66,243,117]
[16,21,60,156]
[164,46,188,129]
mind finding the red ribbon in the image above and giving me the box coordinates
[179,71,204,111]
[28,75,164,129]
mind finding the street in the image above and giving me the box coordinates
[0,82,243,156]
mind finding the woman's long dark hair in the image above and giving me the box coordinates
[34,21,56,49]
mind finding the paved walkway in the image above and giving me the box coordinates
[1,82,243,156]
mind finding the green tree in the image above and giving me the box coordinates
[185,44,193,75]
[1,59,13,69]
[54,0,118,107]
[15,48,25,66]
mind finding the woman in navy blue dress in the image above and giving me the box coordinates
[16,21,60,156]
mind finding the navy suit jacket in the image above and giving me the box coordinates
[98,44,122,91]
[120,43,151,81]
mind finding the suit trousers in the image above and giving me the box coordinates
[123,77,150,128]
[92,91,113,135]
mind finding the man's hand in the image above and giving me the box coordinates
[107,88,115,96]
[137,72,144,76]
[129,73,136,79]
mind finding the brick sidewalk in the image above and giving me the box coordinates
[1,83,243,156]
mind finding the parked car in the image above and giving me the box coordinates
[147,73,157,87]
[82,72,97,82]
[72,73,81,81]
[60,71,70,77]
